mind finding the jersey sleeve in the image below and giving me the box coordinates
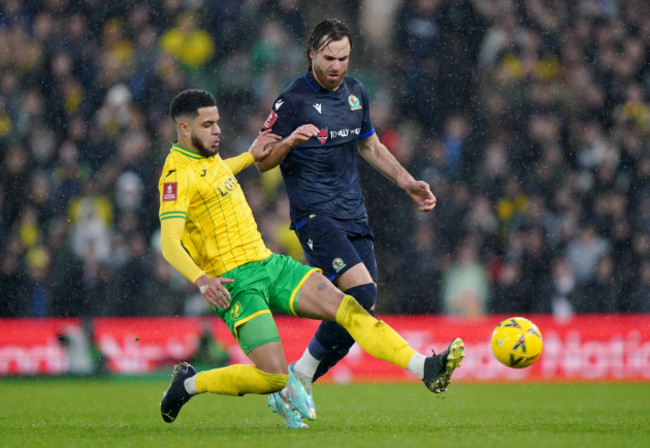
[359,84,375,139]
[261,94,295,138]
[160,217,205,283]
[223,152,254,175]
[158,163,205,283]
[159,161,192,221]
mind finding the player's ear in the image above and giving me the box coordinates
[178,120,191,135]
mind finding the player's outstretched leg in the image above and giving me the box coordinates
[311,284,377,382]
[268,391,308,429]
[161,362,196,422]
[422,338,465,393]
[332,294,465,393]
[286,362,316,420]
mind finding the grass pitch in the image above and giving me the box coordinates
[1,377,648,448]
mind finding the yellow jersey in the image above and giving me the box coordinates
[158,142,271,278]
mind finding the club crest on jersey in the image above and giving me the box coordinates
[262,110,278,130]
[229,301,242,318]
[348,95,361,110]
[332,258,346,272]
[317,128,328,144]
[162,182,177,202]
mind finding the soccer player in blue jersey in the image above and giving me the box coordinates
[258,19,458,425]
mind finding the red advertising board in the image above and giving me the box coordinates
[2,315,650,381]
[313,314,650,382]
[93,317,206,373]
[0,318,82,375]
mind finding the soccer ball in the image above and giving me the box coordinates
[491,317,543,368]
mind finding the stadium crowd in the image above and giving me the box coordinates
[1,0,649,319]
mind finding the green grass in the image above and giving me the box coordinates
[1,377,648,448]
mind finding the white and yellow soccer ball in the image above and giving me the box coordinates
[491,317,543,368]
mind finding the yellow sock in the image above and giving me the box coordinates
[335,294,416,369]
[195,365,288,396]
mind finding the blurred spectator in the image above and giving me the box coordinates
[464,194,498,246]
[565,221,611,285]
[549,256,577,319]
[441,240,490,317]
[53,140,92,206]
[626,259,650,312]
[395,220,442,314]
[48,217,85,317]
[25,246,51,317]
[160,11,215,74]
[490,259,536,315]
[109,232,152,316]
[475,137,509,202]
[441,114,471,180]
[142,253,187,316]
[394,0,442,128]
[575,253,620,313]
[0,232,27,317]
[496,177,528,232]
[516,224,553,313]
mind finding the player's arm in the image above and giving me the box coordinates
[224,129,281,174]
[358,133,437,212]
[255,124,320,172]
[160,217,232,308]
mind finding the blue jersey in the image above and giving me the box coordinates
[262,70,375,225]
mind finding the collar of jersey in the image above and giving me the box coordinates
[303,69,347,94]
[171,142,204,160]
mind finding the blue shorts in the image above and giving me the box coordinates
[293,215,377,283]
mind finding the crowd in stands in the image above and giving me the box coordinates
[1,0,649,319]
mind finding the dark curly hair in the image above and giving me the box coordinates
[170,89,216,120]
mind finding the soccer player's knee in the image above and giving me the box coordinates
[335,294,371,329]
[345,283,377,315]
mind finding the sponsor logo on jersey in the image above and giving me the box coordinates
[262,110,279,129]
[329,127,361,139]
[348,95,361,110]
[317,128,328,144]
[274,99,284,110]
[332,258,346,272]
[162,182,177,202]
[217,176,238,197]
[313,103,322,114]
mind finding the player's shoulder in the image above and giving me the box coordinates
[267,77,309,119]
[160,147,200,179]
[163,149,189,170]
[278,75,308,97]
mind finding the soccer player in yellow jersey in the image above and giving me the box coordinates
[158,89,465,429]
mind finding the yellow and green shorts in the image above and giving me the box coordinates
[213,253,319,354]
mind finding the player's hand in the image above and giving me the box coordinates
[249,129,281,161]
[406,180,437,212]
[195,274,234,309]
[288,124,320,147]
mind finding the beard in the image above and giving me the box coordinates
[192,134,217,157]
[313,64,345,91]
